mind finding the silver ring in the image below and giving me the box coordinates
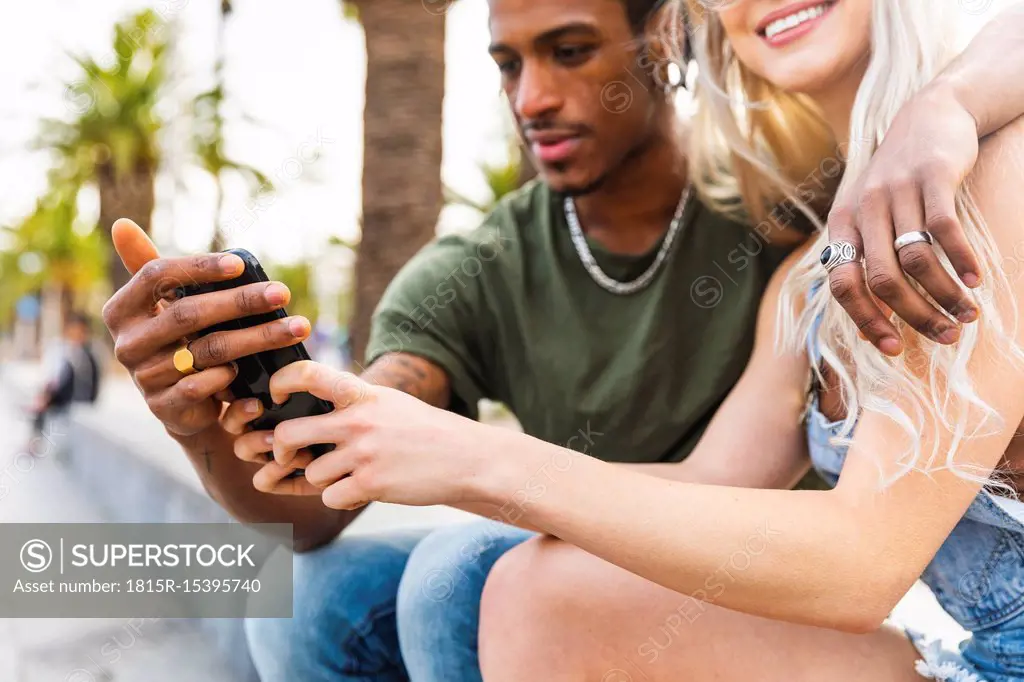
[894,230,934,252]
[819,240,861,273]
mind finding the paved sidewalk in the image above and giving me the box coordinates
[0,377,237,682]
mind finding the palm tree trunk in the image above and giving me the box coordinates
[209,1,231,253]
[349,0,446,365]
[211,176,226,252]
[98,160,155,293]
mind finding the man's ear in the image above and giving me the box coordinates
[638,7,687,93]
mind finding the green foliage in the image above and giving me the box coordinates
[191,85,272,190]
[190,83,273,251]
[36,9,169,184]
[266,261,317,322]
[1,9,169,325]
[193,0,274,250]
[0,185,105,324]
[443,147,524,215]
[266,254,354,332]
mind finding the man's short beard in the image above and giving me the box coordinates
[553,134,653,198]
[558,171,609,197]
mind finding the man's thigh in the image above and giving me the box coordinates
[396,519,537,682]
[245,529,429,682]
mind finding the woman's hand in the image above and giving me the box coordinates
[233,361,497,510]
[827,81,982,356]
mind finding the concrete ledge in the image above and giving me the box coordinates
[65,390,257,680]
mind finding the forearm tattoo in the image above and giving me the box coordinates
[361,353,451,408]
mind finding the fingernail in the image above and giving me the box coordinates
[220,255,243,274]
[288,317,310,337]
[265,284,288,306]
[956,307,979,324]
[936,327,960,345]
[879,337,903,357]
[245,400,261,414]
[229,361,239,375]
[962,273,981,288]
[263,433,275,446]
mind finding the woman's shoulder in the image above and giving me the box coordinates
[749,240,820,353]
[765,240,818,305]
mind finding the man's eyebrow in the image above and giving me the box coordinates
[488,42,513,55]
[488,22,602,54]
[535,23,602,43]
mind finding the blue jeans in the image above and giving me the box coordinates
[245,520,535,682]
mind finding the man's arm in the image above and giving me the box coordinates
[361,352,451,405]
[827,2,1024,355]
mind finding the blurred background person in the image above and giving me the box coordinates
[25,311,100,459]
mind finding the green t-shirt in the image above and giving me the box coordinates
[366,180,789,464]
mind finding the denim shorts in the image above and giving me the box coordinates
[901,627,988,682]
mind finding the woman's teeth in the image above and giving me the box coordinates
[764,3,830,39]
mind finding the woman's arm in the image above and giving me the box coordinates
[944,2,1024,138]
[471,118,1024,633]
[449,254,812,529]
[264,249,815,537]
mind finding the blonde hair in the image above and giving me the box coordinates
[672,0,1024,487]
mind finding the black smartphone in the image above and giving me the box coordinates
[175,248,334,476]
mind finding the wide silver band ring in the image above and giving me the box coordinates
[894,230,934,252]
[819,240,861,273]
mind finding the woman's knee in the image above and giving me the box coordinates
[479,536,595,680]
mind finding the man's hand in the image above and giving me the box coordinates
[225,394,321,495]
[827,82,982,356]
[102,218,312,438]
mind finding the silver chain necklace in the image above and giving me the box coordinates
[564,184,692,295]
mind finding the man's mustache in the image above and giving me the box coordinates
[518,120,589,137]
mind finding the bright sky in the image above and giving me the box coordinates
[0,0,508,265]
[0,0,1010,266]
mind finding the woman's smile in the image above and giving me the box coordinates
[757,0,839,47]
[716,0,871,102]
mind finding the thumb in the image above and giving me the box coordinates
[111,218,160,276]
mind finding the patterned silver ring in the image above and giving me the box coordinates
[894,230,934,252]
[819,240,861,273]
